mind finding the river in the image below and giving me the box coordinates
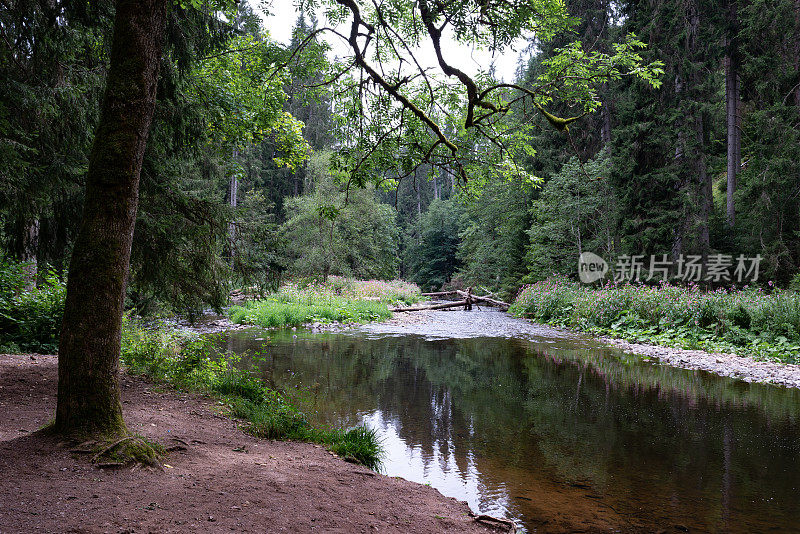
[221,308,800,533]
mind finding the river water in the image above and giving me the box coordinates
[221,309,800,533]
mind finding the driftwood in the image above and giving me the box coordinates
[455,290,510,310]
[420,290,460,297]
[470,512,517,533]
[398,286,510,312]
[393,296,510,312]
[392,300,469,312]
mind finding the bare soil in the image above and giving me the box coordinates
[0,354,498,534]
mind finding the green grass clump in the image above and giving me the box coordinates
[229,294,391,328]
[121,318,383,470]
[225,395,382,470]
[317,426,383,470]
[510,276,800,362]
[229,277,422,329]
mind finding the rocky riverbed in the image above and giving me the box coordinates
[599,336,800,388]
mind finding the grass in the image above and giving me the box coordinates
[121,317,383,470]
[510,276,800,363]
[229,277,422,329]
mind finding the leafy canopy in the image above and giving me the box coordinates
[296,0,662,192]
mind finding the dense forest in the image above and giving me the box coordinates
[2,0,798,313]
[3,3,800,528]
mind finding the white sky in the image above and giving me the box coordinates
[250,0,526,82]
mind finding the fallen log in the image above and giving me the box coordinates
[455,290,510,310]
[391,300,469,312]
[476,296,511,310]
[420,290,460,297]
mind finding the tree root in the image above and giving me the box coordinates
[470,512,517,533]
[88,435,165,468]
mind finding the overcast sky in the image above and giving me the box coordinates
[250,0,526,82]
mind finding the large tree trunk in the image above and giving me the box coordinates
[795,0,800,108]
[725,0,740,227]
[54,0,167,438]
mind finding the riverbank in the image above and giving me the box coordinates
[0,353,498,534]
[597,335,800,388]
[359,306,800,389]
[510,278,800,363]
[228,278,423,330]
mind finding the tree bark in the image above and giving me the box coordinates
[393,300,470,312]
[795,0,800,108]
[55,0,167,438]
[228,147,239,267]
[725,0,740,227]
[21,218,39,289]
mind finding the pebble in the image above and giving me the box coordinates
[601,336,800,389]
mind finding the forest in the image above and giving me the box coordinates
[1,0,800,531]
[4,0,797,319]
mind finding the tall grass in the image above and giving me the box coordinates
[121,318,383,470]
[229,277,422,328]
[510,276,800,362]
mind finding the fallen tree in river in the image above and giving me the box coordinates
[391,300,470,312]
[455,290,510,311]
[394,289,510,312]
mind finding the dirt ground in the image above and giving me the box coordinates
[0,354,500,534]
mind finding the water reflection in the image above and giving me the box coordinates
[223,328,800,533]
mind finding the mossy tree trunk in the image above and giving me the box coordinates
[54,0,167,438]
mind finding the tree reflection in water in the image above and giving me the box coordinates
[224,329,800,533]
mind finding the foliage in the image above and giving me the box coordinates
[187,32,309,165]
[510,277,800,362]
[405,199,464,291]
[526,149,617,282]
[456,173,533,300]
[228,277,421,328]
[120,318,383,469]
[0,260,65,353]
[281,152,400,280]
[313,0,662,193]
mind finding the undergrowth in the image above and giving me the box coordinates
[510,276,800,362]
[0,260,65,353]
[228,277,421,328]
[121,318,383,470]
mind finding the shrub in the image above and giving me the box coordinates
[0,260,66,353]
[228,277,420,328]
[120,319,383,469]
[510,276,800,362]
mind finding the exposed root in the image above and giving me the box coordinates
[88,435,165,468]
[69,440,100,454]
[90,436,136,463]
[470,512,517,533]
